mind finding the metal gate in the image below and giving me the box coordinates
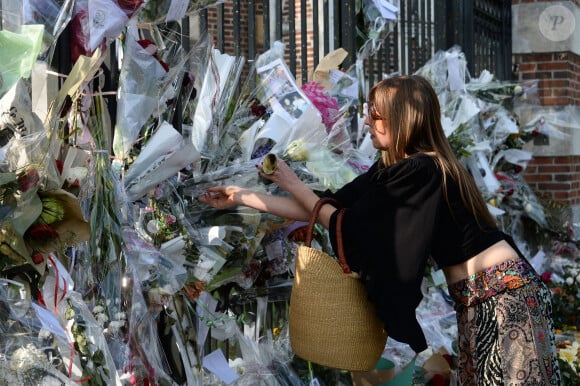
[183,0,512,84]
[48,0,512,129]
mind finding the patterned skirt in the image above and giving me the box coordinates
[448,258,561,385]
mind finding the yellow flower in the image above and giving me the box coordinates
[558,341,580,370]
[284,139,309,161]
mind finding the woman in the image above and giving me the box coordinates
[199,75,561,384]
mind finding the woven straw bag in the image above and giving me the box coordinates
[289,197,388,371]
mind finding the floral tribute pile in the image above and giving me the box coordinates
[0,1,578,385]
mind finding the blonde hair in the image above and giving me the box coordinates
[368,75,496,226]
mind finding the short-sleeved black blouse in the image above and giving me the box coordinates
[324,153,509,352]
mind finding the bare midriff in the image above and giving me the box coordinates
[443,240,519,285]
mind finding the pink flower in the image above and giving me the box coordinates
[301,82,340,131]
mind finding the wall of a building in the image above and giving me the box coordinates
[512,0,580,238]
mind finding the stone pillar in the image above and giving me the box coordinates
[512,0,580,239]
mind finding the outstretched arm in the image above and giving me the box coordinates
[198,185,311,221]
[198,159,337,228]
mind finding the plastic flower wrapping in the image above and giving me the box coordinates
[1,1,579,385]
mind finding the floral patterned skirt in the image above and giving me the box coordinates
[448,258,561,385]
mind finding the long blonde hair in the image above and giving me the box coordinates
[368,75,495,226]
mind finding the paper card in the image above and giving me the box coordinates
[203,349,239,385]
[88,0,129,51]
[193,247,227,282]
[329,69,359,98]
[257,58,313,125]
[33,303,67,339]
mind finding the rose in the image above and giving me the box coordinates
[25,224,60,241]
[117,0,144,14]
[31,252,44,264]
[541,271,553,283]
[17,168,39,192]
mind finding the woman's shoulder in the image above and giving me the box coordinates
[370,153,442,197]
[377,153,440,180]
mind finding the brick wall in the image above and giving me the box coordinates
[512,52,580,106]
[525,156,580,205]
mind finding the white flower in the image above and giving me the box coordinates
[147,219,160,234]
[566,277,574,286]
[115,312,127,320]
[558,341,580,368]
[96,312,109,326]
[576,275,580,285]
[92,305,105,314]
[107,320,126,334]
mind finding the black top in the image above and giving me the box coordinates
[324,153,508,352]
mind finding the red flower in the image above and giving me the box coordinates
[137,39,169,72]
[428,373,448,386]
[26,224,60,241]
[17,168,40,192]
[117,0,144,14]
[249,98,267,118]
[55,159,64,175]
[32,252,45,264]
[541,271,552,284]
[441,354,454,367]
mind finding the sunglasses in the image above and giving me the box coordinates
[368,104,384,121]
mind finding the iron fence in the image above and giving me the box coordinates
[186,0,511,85]
[46,0,512,128]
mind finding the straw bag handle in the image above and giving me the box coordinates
[305,197,352,274]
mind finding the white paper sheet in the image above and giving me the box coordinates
[203,349,240,385]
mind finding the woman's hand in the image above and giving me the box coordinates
[197,186,243,209]
[258,158,302,193]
